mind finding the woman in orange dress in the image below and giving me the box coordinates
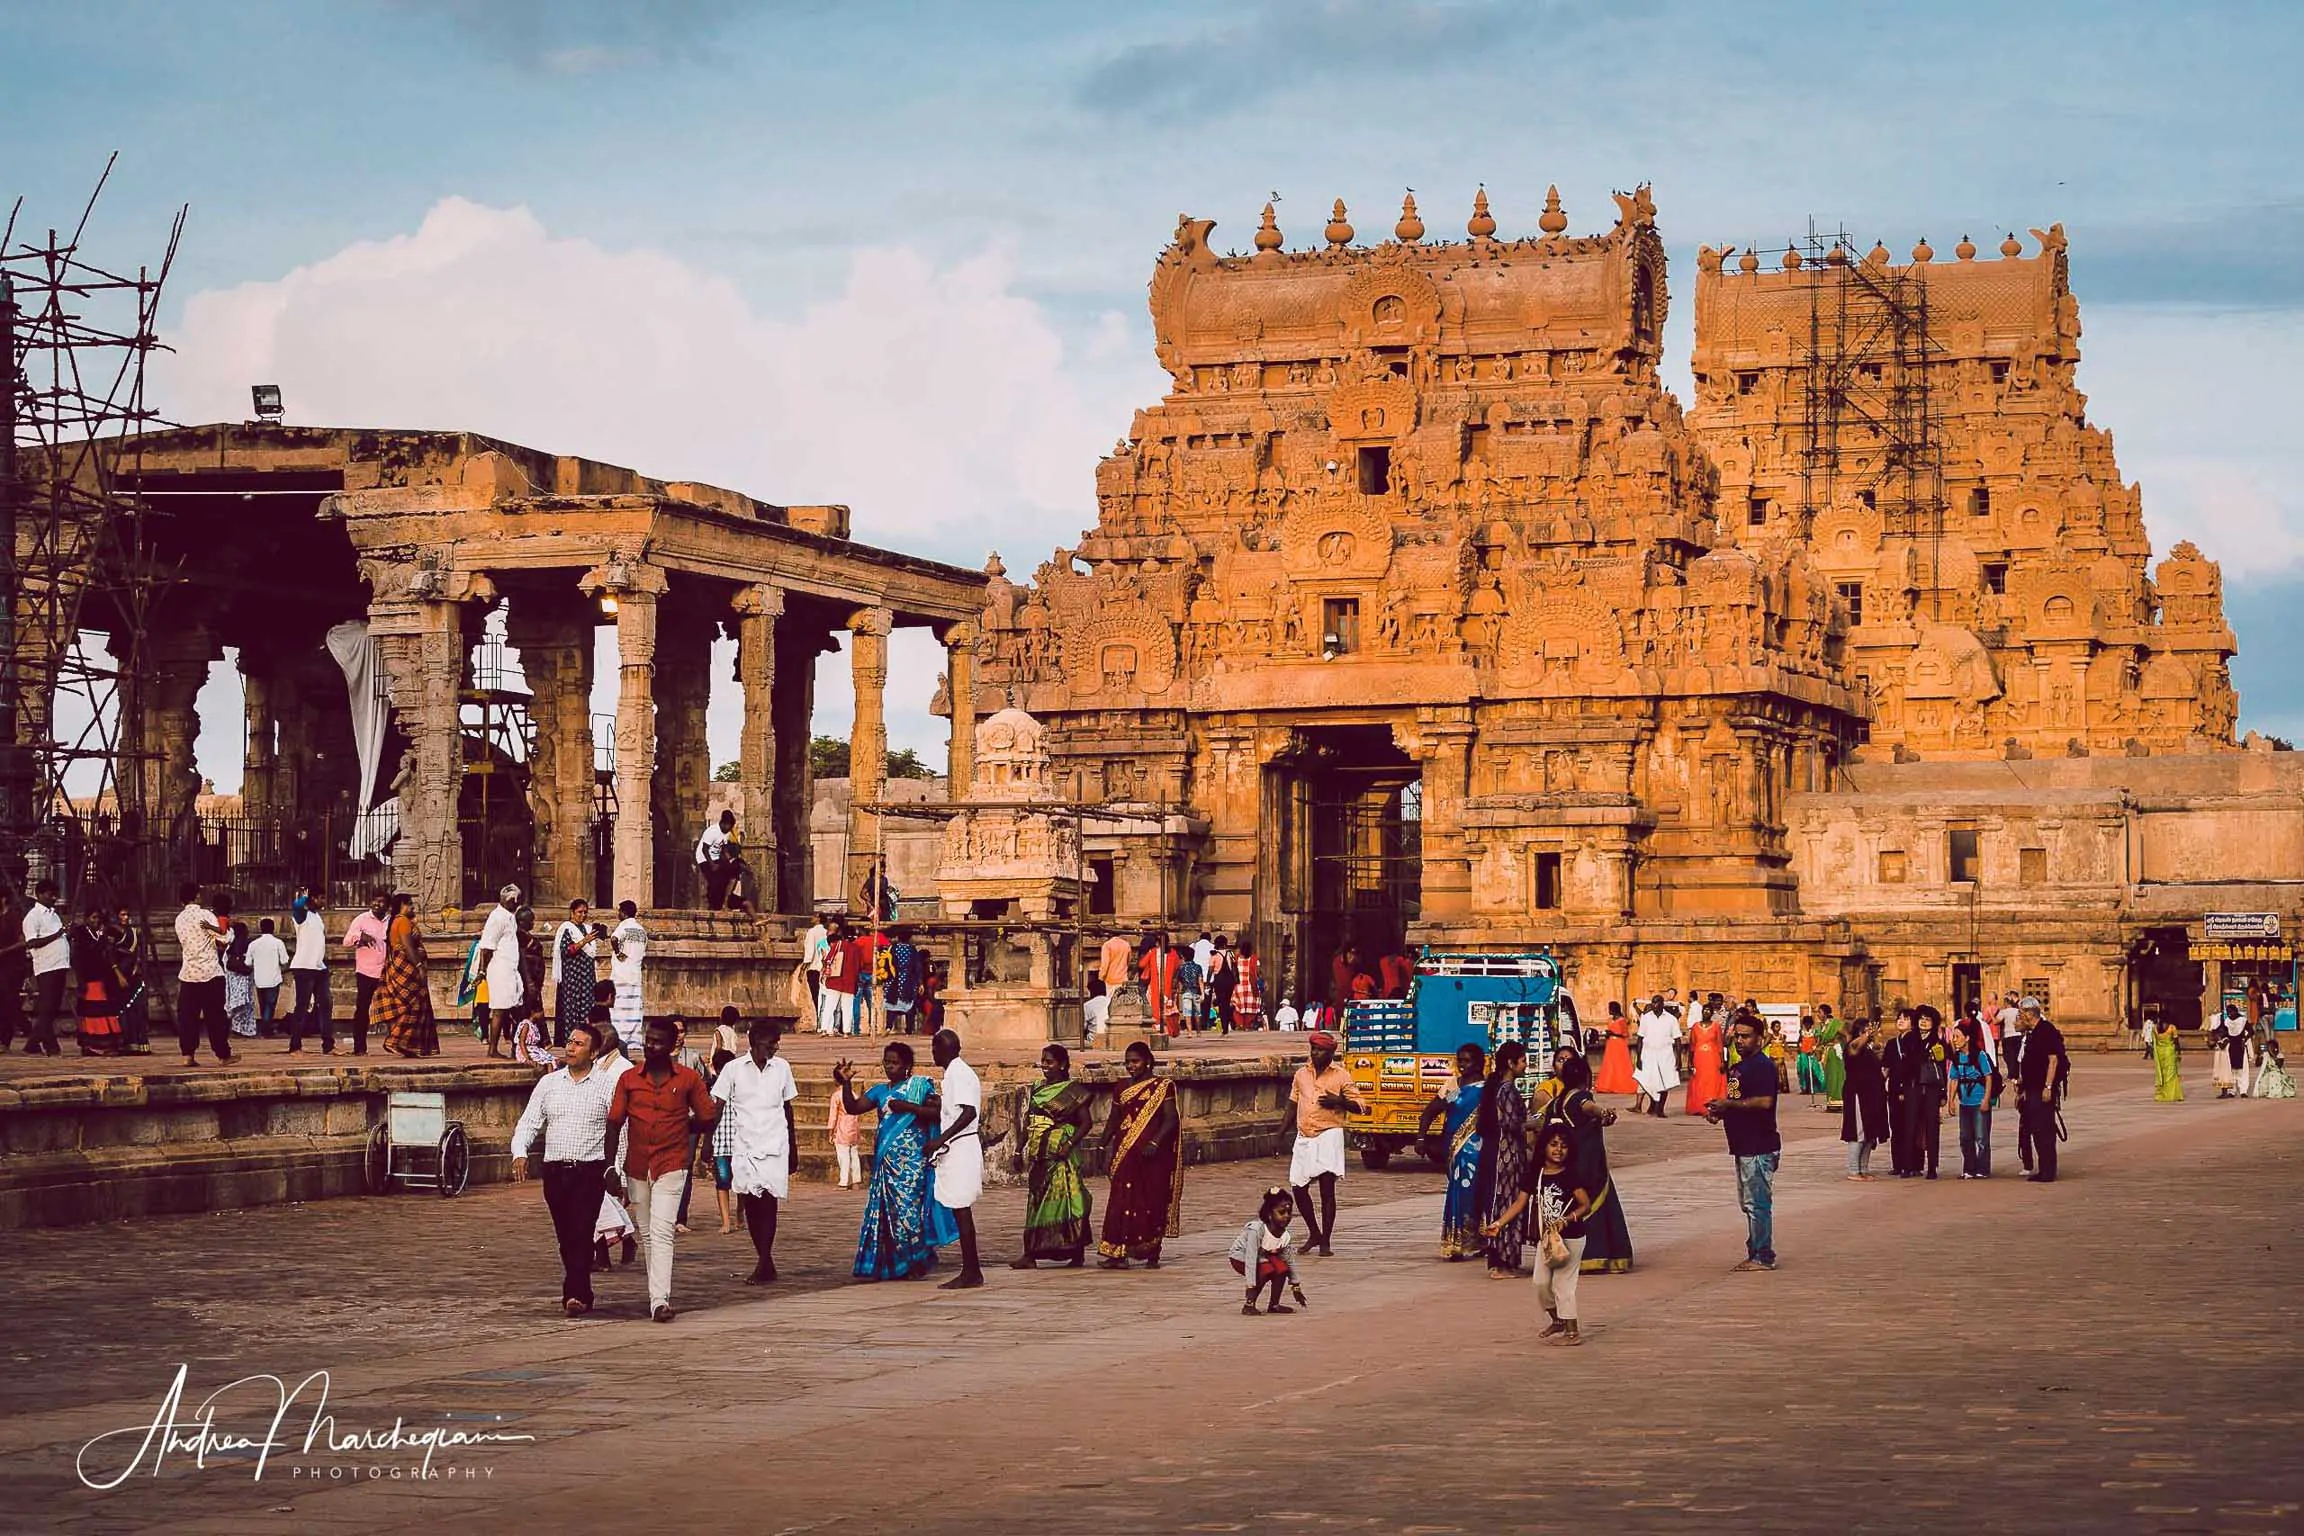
[1684,1006,1728,1115]
[1594,1002,1639,1096]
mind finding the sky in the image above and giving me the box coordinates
[6,0,2300,790]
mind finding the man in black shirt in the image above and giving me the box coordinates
[2013,998,2067,1183]
[1705,1012,1783,1271]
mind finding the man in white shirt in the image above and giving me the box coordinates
[20,879,70,1056]
[1082,978,1111,1041]
[477,885,527,1058]
[802,916,829,1014]
[172,880,231,1065]
[246,918,291,1035]
[510,1019,624,1317]
[695,810,737,911]
[1191,930,1215,978]
[928,1028,986,1290]
[1273,998,1300,1032]
[286,894,333,1054]
[608,900,647,1049]
[712,1018,799,1284]
[1634,994,1683,1118]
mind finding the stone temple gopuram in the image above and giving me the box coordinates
[959,188,2300,1040]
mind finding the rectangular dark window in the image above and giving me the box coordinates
[1970,486,1992,516]
[1356,445,1390,495]
[1747,495,1769,527]
[1736,371,1759,395]
[1321,597,1360,655]
[1948,828,1981,883]
[1990,360,2011,384]
[1534,852,1563,910]
[1858,488,1876,510]
[1836,581,1865,628]
[1983,561,2008,594]
[1087,856,1116,916]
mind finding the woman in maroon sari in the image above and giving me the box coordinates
[1095,1041,1183,1269]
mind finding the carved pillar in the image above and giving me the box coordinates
[943,621,977,800]
[240,656,279,824]
[734,584,784,893]
[651,598,715,908]
[845,606,893,911]
[118,625,218,845]
[367,561,488,914]
[1403,711,1475,922]
[773,614,829,915]
[506,599,595,909]
[583,561,667,911]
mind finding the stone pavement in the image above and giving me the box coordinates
[5,1064,2298,1534]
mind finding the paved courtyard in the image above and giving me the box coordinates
[3,1062,2298,1534]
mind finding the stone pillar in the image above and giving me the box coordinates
[1402,710,1476,922]
[506,600,595,910]
[845,606,893,912]
[365,561,488,914]
[943,621,977,799]
[583,561,666,912]
[241,656,280,824]
[651,598,715,908]
[734,584,784,892]
[142,625,220,845]
[773,615,829,915]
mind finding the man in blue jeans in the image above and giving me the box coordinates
[1704,1011,1782,1271]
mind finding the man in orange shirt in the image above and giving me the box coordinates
[1141,935,1181,1037]
[1283,1030,1365,1257]
[607,1018,719,1322]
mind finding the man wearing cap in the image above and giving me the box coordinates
[477,885,527,1057]
[1283,1029,1364,1257]
[2013,997,2067,1184]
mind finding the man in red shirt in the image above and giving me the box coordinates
[607,1018,718,1321]
[819,917,863,1037]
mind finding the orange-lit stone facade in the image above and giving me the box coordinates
[966,190,1870,1007]
[1689,228,2238,761]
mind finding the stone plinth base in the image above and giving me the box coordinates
[943,984,1081,1053]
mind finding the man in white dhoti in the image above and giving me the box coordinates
[1284,1029,1366,1257]
[928,1028,987,1290]
[609,900,647,1050]
[711,1017,798,1285]
[476,884,526,1057]
[1635,994,1684,1119]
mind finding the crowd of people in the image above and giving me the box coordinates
[3,873,2294,1345]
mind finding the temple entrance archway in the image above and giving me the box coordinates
[1263,725,1421,1009]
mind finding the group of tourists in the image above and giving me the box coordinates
[1832,996,2069,1182]
[800,914,933,1038]
[1093,928,1270,1038]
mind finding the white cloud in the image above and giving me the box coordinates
[156,197,1162,779]
[2078,305,2304,579]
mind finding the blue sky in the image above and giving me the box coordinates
[8,0,2300,782]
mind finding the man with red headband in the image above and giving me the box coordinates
[1283,1029,1364,1257]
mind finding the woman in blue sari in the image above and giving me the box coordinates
[1418,1043,1487,1259]
[836,1040,958,1280]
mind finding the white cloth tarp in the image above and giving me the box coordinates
[327,619,398,859]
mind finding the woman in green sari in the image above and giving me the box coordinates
[1817,1008,1849,1112]
[2148,1016,2184,1102]
[1014,1043,1095,1267]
